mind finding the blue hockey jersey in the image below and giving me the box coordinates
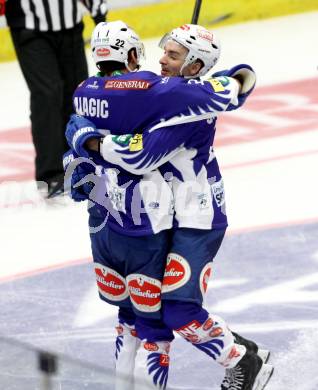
[72,71,242,235]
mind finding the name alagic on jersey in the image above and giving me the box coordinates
[74,97,109,118]
[72,70,238,133]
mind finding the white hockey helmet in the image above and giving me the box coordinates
[159,24,221,77]
[91,20,145,71]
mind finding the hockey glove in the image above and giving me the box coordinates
[211,69,229,78]
[65,114,103,158]
[213,64,256,108]
[63,149,95,202]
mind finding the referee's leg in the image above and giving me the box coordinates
[10,28,67,188]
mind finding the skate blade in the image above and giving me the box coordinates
[258,349,270,363]
[253,363,274,390]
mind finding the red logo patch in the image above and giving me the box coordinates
[198,30,214,42]
[162,253,191,293]
[160,354,170,367]
[180,24,190,31]
[126,274,161,312]
[94,264,128,301]
[203,317,214,331]
[209,327,223,338]
[228,345,241,359]
[96,48,110,57]
[116,325,123,335]
[105,80,151,90]
[199,262,213,297]
[144,342,159,352]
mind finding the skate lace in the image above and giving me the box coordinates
[221,368,232,389]
[221,366,245,390]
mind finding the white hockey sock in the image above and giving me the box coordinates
[134,340,170,390]
[176,315,246,369]
[115,323,141,390]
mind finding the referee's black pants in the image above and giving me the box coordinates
[10,23,88,183]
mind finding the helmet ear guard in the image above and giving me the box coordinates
[159,24,221,78]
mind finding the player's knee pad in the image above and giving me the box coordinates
[115,323,140,390]
[134,340,170,390]
[162,301,244,368]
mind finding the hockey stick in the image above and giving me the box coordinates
[191,0,202,24]
[191,0,233,26]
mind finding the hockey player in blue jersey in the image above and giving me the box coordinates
[64,21,273,390]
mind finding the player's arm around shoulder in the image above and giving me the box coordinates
[207,64,256,111]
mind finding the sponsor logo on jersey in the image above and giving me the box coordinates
[198,192,209,209]
[199,262,213,297]
[104,80,151,90]
[208,78,225,92]
[126,274,161,312]
[112,134,133,147]
[148,201,160,209]
[94,263,129,301]
[108,185,126,212]
[211,178,225,207]
[86,80,99,89]
[96,48,110,57]
[74,97,109,118]
[129,133,143,151]
[218,76,230,87]
[162,253,191,293]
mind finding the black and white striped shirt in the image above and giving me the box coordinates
[6,0,108,31]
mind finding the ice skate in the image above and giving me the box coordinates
[221,351,273,390]
[232,332,270,363]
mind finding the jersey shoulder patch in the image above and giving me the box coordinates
[208,78,225,92]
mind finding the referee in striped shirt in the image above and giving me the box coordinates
[5,1,108,197]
